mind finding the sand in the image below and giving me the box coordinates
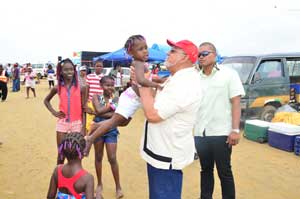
[0,80,300,199]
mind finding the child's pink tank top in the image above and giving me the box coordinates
[59,85,82,122]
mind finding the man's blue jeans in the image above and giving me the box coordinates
[147,163,183,199]
[12,78,20,92]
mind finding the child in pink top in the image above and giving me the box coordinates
[44,58,87,164]
[84,35,165,156]
[23,65,36,98]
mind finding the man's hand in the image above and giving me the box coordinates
[226,132,240,146]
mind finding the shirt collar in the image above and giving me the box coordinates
[200,64,220,77]
[162,67,196,87]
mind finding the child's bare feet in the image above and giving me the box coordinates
[95,185,104,199]
[116,189,124,199]
[83,136,93,156]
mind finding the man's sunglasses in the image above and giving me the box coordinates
[198,51,213,58]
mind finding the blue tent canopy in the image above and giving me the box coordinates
[151,43,171,54]
[93,47,166,63]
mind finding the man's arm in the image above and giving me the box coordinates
[139,87,163,123]
[231,95,241,130]
[227,95,241,146]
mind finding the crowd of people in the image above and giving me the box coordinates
[1,34,244,199]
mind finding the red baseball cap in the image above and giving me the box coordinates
[167,39,198,63]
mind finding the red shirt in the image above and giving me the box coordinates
[59,85,82,122]
[57,165,87,199]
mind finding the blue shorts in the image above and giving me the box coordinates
[94,129,118,143]
[93,117,119,143]
[147,163,183,199]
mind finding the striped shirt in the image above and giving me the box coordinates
[86,73,104,101]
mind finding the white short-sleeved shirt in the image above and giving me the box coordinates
[194,65,245,137]
[140,67,204,170]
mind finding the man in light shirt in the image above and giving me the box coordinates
[194,42,245,199]
[137,39,204,199]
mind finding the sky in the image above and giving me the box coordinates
[0,0,300,64]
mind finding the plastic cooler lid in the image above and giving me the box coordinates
[269,122,300,135]
[245,120,271,127]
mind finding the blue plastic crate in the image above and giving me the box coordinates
[268,123,300,152]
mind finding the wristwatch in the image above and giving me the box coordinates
[232,129,240,133]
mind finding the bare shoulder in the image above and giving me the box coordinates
[84,172,94,184]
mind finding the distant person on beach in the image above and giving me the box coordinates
[91,76,123,199]
[194,42,245,199]
[12,63,20,92]
[44,58,87,164]
[85,61,104,133]
[47,132,94,199]
[84,34,164,156]
[5,63,12,80]
[0,64,9,102]
[152,63,160,75]
[78,65,87,88]
[110,64,123,96]
[23,65,37,98]
[47,64,56,89]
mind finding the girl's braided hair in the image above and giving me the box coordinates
[124,35,145,53]
[58,132,86,161]
[100,75,114,84]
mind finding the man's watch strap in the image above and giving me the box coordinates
[232,129,240,133]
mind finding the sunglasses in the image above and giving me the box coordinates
[198,51,213,58]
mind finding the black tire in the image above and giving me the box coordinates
[260,105,277,122]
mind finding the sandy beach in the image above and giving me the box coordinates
[0,80,300,199]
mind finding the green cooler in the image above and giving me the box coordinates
[244,120,271,143]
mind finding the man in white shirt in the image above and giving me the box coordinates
[137,39,203,199]
[194,42,245,199]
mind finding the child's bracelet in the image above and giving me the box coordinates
[110,103,116,111]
